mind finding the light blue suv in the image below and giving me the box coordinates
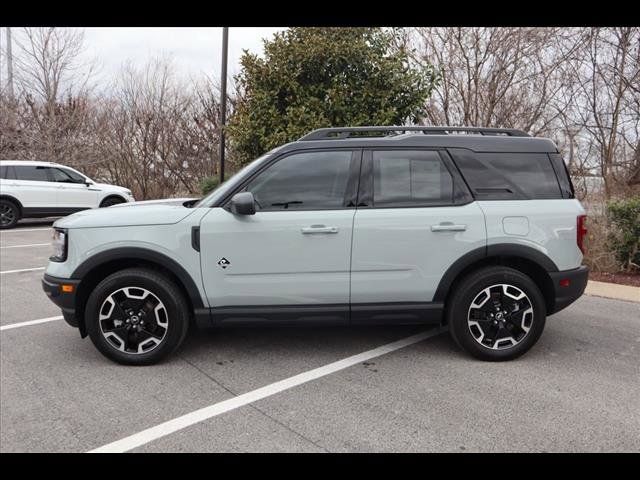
[42,127,589,364]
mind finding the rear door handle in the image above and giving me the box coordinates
[431,223,467,232]
[301,225,339,234]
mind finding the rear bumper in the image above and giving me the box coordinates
[548,265,589,314]
[42,274,80,328]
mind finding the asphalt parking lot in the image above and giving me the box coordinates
[1,221,639,453]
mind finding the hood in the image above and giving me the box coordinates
[111,197,199,208]
[54,201,199,229]
[90,183,132,195]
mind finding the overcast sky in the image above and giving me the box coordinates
[2,27,285,91]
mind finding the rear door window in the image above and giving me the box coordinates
[13,166,50,182]
[372,150,454,207]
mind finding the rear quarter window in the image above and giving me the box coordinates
[0,165,17,180]
[548,153,575,198]
[450,149,563,200]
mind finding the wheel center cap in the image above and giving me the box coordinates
[131,315,139,324]
[495,312,504,320]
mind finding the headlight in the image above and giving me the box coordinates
[50,228,68,262]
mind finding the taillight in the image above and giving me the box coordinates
[577,215,587,254]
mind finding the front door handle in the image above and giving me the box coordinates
[301,225,339,234]
[431,223,467,232]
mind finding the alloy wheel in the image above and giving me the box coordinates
[98,287,169,354]
[467,284,534,350]
[0,203,16,227]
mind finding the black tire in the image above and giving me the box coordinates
[85,268,190,365]
[447,266,546,361]
[0,199,20,229]
[100,196,125,208]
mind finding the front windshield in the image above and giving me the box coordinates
[193,152,275,208]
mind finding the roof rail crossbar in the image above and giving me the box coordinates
[299,126,530,141]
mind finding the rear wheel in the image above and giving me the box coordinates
[447,266,546,361]
[85,268,190,365]
[0,200,20,229]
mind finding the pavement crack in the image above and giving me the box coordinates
[248,403,331,453]
[179,356,238,396]
[179,356,329,452]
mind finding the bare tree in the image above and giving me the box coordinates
[13,27,94,107]
[94,57,225,199]
[0,27,99,168]
[409,28,582,136]
[564,27,640,198]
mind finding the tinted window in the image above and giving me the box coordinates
[2,166,16,180]
[245,151,353,211]
[14,166,50,182]
[452,150,562,199]
[0,166,6,179]
[372,150,453,207]
[49,167,84,183]
[548,153,574,198]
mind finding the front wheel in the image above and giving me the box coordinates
[85,268,190,365]
[447,266,546,361]
[100,196,125,208]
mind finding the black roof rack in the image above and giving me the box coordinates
[299,126,530,141]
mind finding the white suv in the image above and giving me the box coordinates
[0,160,135,229]
[41,127,589,365]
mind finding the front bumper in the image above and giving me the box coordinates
[548,265,589,314]
[42,274,80,328]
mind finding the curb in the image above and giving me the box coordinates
[584,280,640,303]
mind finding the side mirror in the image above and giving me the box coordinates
[84,180,93,187]
[230,192,256,215]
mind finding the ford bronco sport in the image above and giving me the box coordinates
[42,126,589,365]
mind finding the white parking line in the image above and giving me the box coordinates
[0,315,63,331]
[0,267,46,274]
[0,228,51,233]
[89,327,445,453]
[1,243,50,249]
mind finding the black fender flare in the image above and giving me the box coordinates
[99,195,127,207]
[433,243,559,303]
[71,247,205,310]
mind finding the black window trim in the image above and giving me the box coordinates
[219,148,363,213]
[357,147,473,210]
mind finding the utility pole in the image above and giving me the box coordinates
[1,28,3,91]
[6,27,14,102]
[218,27,229,184]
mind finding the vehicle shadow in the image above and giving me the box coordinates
[15,218,59,228]
[178,323,444,361]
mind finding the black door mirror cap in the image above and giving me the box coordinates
[230,192,256,215]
